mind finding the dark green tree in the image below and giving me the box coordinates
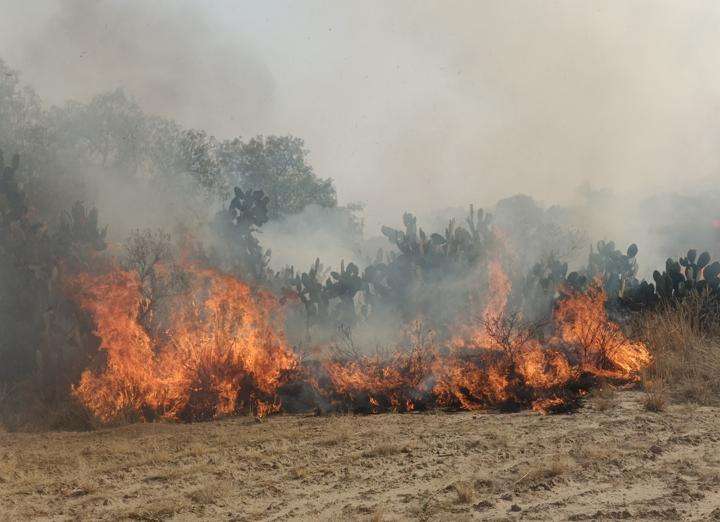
[217,135,336,218]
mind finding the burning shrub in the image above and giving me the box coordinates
[0,154,655,426]
[554,282,651,376]
[323,345,436,413]
[317,279,650,416]
[69,264,298,423]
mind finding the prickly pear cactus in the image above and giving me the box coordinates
[290,258,331,326]
[327,260,368,325]
[587,241,639,299]
[0,150,27,221]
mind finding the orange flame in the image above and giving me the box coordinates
[70,265,297,422]
[68,261,650,421]
[554,282,651,376]
[323,279,649,415]
[452,258,512,349]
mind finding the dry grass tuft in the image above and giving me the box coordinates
[122,497,190,519]
[361,443,405,458]
[572,442,615,464]
[642,380,668,413]
[522,456,575,484]
[288,466,308,479]
[454,481,475,504]
[591,385,618,412]
[370,509,384,521]
[186,482,226,505]
[318,429,351,447]
[638,294,720,406]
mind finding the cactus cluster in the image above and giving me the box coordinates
[587,240,639,299]
[652,250,720,300]
[522,254,569,322]
[0,150,26,221]
[521,240,720,315]
[215,186,272,282]
[0,150,108,397]
[280,205,498,332]
[225,177,720,339]
[380,205,492,270]
[54,202,108,260]
[289,258,330,326]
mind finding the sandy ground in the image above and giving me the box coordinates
[1,391,720,521]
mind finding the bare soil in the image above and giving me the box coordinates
[1,391,720,521]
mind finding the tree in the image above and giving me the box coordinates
[217,135,336,218]
[49,88,149,173]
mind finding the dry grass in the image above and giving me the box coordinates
[370,509,384,521]
[361,443,405,458]
[638,294,720,406]
[318,425,352,447]
[522,456,576,484]
[2,398,720,520]
[591,385,618,412]
[288,465,308,479]
[642,380,668,412]
[119,497,190,520]
[453,481,475,504]
[186,481,227,505]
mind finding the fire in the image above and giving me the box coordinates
[452,258,512,349]
[323,346,434,413]
[322,279,650,415]
[485,259,512,323]
[70,269,157,421]
[553,282,651,376]
[68,261,649,422]
[69,265,298,422]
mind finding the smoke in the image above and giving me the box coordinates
[1,1,719,274]
[0,0,274,136]
[260,204,364,272]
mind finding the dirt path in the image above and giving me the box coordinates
[1,391,719,521]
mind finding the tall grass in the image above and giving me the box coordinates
[637,292,720,405]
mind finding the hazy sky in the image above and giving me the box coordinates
[1,1,719,228]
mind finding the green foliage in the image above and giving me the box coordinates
[0,149,26,221]
[53,201,108,263]
[285,205,497,332]
[493,194,587,271]
[588,240,638,298]
[0,150,107,398]
[214,186,272,282]
[217,135,337,219]
[290,258,331,327]
[523,254,568,322]
[1,61,339,223]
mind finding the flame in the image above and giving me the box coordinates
[553,282,651,376]
[485,259,512,323]
[69,265,297,422]
[323,346,434,412]
[68,261,650,422]
[322,280,649,415]
[69,269,157,421]
[452,258,512,349]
